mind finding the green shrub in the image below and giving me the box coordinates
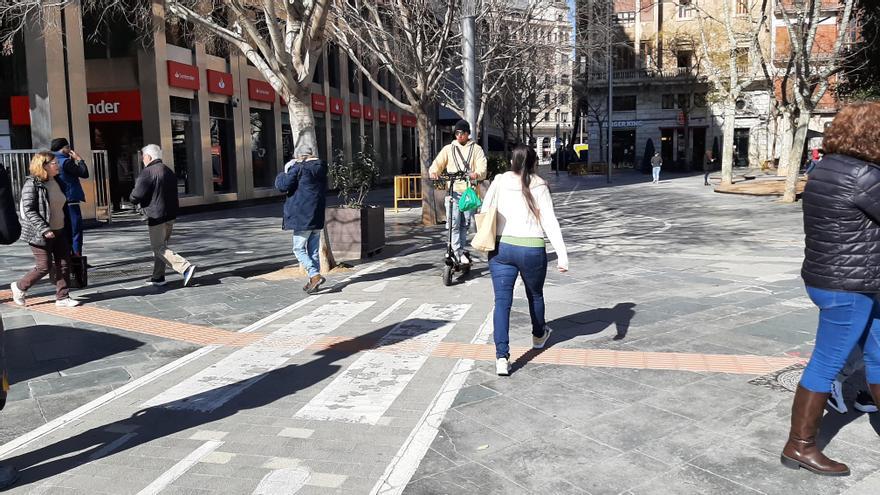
[328,142,380,208]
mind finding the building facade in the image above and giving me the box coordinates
[0,4,419,220]
[576,0,773,171]
[532,1,576,163]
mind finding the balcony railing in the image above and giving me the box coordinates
[583,67,705,83]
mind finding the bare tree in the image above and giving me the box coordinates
[332,0,458,225]
[2,0,338,268]
[693,0,770,185]
[777,0,858,202]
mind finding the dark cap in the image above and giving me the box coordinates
[50,138,69,152]
[453,120,471,135]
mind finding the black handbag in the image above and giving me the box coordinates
[69,255,88,289]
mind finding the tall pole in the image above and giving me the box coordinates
[462,0,478,141]
[556,108,561,175]
[606,0,613,184]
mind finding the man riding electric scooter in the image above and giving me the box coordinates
[429,120,488,271]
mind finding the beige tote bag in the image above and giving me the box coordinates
[471,186,499,252]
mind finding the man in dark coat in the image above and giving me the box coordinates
[0,166,21,488]
[50,138,89,257]
[130,144,196,287]
[275,143,328,294]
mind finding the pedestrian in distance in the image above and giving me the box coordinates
[0,165,21,489]
[651,152,662,184]
[781,102,880,476]
[429,120,488,267]
[49,138,89,258]
[130,145,196,288]
[703,151,714,186]
[481,144,568,376]
[10,152,80,307]
[275,143,328,294]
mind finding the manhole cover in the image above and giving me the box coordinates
[749,363,804,393]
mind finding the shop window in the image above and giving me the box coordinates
[662,94,676,109]
[170,96,200,195]
[250,108,276,188]
[328,44,340,89]
[209,102,236,193]
[331,115,344,156]
[364,120,375,151]
[314,54,324,85]
[281,115,294,164]
[348,55,359,94]
[390,125,399,173]
[379,122,389,173]
[315,115,328,161]
[362,69,371,96]
[83,13,136,59]
[612,95,637,111]
[351,122,362,156]
[402,127,417,174]
[165,19,195,49]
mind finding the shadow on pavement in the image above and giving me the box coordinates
[4,325,145,386]
[817,405,880,450]
[4,317,445,488]
[318,263,437,294]
[511,302,637,373]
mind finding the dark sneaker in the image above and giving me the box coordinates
[182,266,197,287]
[827,379,847,414]
[146,278,167,287]
[854,391,878,413]
[0,465,19,489]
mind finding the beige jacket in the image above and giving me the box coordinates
[429,140,488,193]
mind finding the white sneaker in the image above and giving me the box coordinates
[55,298,81,308]
[9,283,25,306]
[496,357,510,376]
[532,325,553,349]
[182,265,197,287]
[828,378,847,414]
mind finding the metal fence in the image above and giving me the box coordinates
[0,149,112,223]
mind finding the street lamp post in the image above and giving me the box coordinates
[461,0,478,139]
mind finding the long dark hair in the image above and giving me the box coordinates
[510,144,540,221]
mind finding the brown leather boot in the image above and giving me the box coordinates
[780,385,850,476]
[305,275,326,294]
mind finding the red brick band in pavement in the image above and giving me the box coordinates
[1,291,803,375]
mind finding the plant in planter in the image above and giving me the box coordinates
[326,144,386,261]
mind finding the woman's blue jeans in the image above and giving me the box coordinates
[489,242,547,358]
[292,230,321,278]
[800,286,880,393]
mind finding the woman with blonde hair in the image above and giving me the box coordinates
[10,151,79,307]
[482,144,568,376]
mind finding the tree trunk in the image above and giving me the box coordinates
[416,112,440,226]
[721,101,736,186]
[287,97,337,272]
[776,106,793,176]
[782,110,811,203]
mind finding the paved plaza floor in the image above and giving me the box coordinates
[1,169,878,494]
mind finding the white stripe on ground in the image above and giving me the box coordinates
[371,298,409,323]
[0,297,320,458]
[252,467,311,495]
[141,300,375,412]
[135,440,223,495]
[371,312,493,495]
[295,304,471,424]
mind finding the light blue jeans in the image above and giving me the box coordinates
[652,167,661,182]
[293,230,321,278]
[800,286,880,393]
[446,191,473,258]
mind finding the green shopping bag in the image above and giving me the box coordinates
[458,185,482,212]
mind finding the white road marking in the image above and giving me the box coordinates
[295,304,470,424]
[364,277,400,293]
[141,300,374,412]
[136,440,223,495]
[253,467,311,495]
[371,312,493,495]
[371,298,409,323]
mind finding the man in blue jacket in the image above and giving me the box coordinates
[50,138,89,257]
[275,143,328,294]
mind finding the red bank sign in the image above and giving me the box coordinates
[207,70,234,96]
[389,112,399,125]
[10,90,142,125]
[363,105,374,121]
[402,114,418,127]
[311,94,327,112]
[167,61,200,90]
[349,102,362,118]
[248,79,276,103]
[378,109,388,123]
[329,97,344,115]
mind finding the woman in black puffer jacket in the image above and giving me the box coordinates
[781,103,880,477]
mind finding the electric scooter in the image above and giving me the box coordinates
[436,170,473,286]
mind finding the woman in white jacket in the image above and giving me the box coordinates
[482,144,568,376]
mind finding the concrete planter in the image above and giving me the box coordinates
[325,206,385,261]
